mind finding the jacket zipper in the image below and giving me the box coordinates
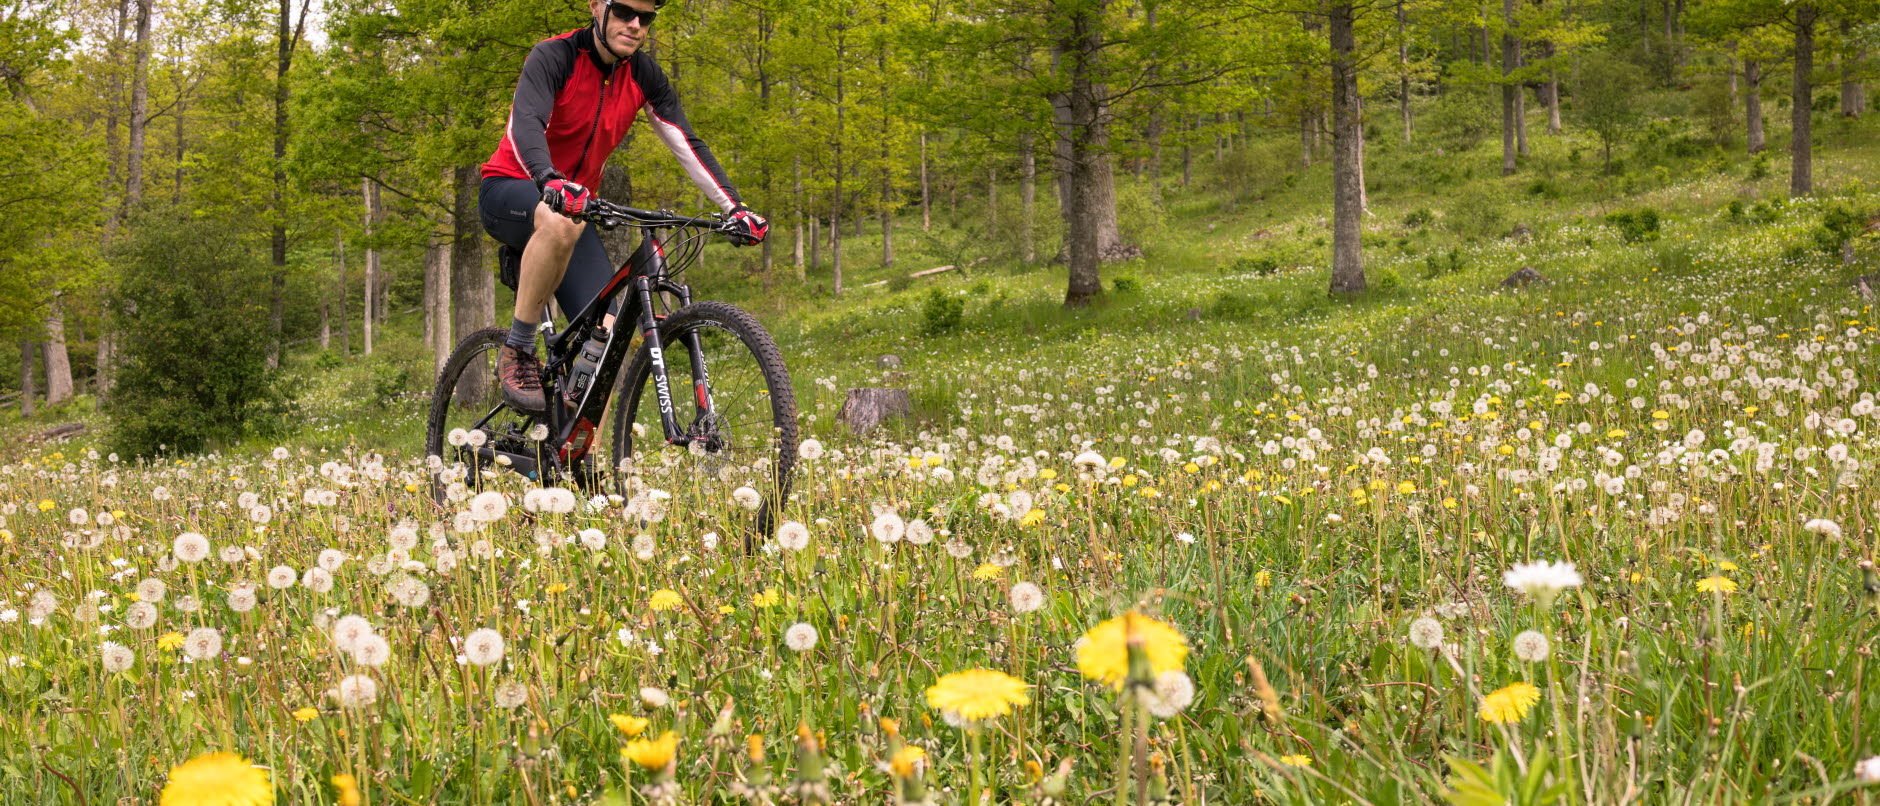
[568,71,611,183]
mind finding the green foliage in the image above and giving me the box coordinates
[1577,56,1645,173]
[1423,247,1467,279]
[105,209,285,457]
[1604,208,1662,244]
[1694,78,1736,146]
[1442,748,1571,806]
[1210,291,1259,319]
[1375,267,1402,290]
[1403,208,1435,229]
[1424,85,1499,151]
[1747,151,1771,181]
[1229,255,1283,276]
[1812,203,1871,259]
[1111,275,1141,294]
[1653,241,1699,275]
[920,290,965,336]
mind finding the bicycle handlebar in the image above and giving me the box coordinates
[582,198,731,233]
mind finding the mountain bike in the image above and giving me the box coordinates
[425,199,798,536]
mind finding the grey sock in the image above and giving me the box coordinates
[506,317,538,353]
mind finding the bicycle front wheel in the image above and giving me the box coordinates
[608,301,798,538]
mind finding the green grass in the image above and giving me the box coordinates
[4,106,1880,804]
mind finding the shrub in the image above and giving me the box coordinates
[1211,292,1261,319]
[1423,248,1467,279]
[1604,208,1662,243]
[1403,208,1435,228]
[1811,203,1870,260]
[921,290,965,335]
[1376,267,1403,290]
[106,208,285,457]
[1747,152,1771,181]
[1111,275,1141,294]
[1229,255,1282,276]
[1653,242,1698,275]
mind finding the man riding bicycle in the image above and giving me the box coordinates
[480,0,768,415]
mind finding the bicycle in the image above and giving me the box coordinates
[425,198,798,537]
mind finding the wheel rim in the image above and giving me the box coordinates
[612,318,792,528]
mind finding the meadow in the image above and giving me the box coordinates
[5,114,1880,804]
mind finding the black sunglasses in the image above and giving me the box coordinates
[605,3,657,26]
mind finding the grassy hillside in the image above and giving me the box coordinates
[4,107,1880,804]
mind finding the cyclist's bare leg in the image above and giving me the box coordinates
[515,201,584,325]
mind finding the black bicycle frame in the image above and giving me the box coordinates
[530,226,718,476]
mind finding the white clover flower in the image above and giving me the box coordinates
[1408,617,1445,650]
[1008,581,1045,614]
[1513,630,1551,662]
[777,521,810,552]
[463,628,505,667]
[1503,560,1583,606]
[783,622,819,652]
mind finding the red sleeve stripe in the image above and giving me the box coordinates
[643,103,737,212]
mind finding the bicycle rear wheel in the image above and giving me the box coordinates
[608,301,798,539]
[424,327,546,506]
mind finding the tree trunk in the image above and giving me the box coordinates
[95,332,115,399]
[449,165,490,400]
[1300,106,1313,168]
[809,215,820,276]
[43,294,73,405]
[832,27,846,296]
[363,178,380,355]
[1840,20,1863,118]
[268,0,308,369]
[1501,0,1518,176]
[337,232,350,357]
[123,0,153,212]
[1398,0,1412,143]
[1356,94,1369,213]
[320,302,330,350]
[793,154,806,281]
[1746,58,1765,154]
[18,340,35,418]
[1181,120,1193,186]
[1020,132,1037,263]
[426,231,451,374]
[919,132,931,232]
[1546,64,1562,134]
[1792,3,1815,196]
[1329,2,1366,296]
[987,166,999,239]
[1060,0,1106,307]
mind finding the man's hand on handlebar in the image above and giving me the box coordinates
[541,178,593,217]
[726,205,768,247]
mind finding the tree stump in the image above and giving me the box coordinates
[1500,266,1545,289]
[839,388,912,434]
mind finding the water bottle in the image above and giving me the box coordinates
[563,328,609,408]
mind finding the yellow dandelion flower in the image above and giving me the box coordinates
[752,588,781,608]
[1139,487,1160,498]
[1108,456,1127,469]
[1019,509,1046,528]
[1122,474,1138,487]
[291,708,319,723]
[1396,481,1416,494]
[610,714,650,738]
[1696,576,1738,594]
[717,605,736,615]
[925,669,1031,721]
[545,583,569,595]
[1273,495,1292,506]
[622,731,678,771]
[925,455,944,467]
[972,563,1003,580]
[1055,483,1071,493]
[1717,561,1738,572]
[1183,463,1199,473]
[37,499,54,512]
[157,632,186,651]
[1039,468,1058,479]
[648,589,683,611]
[1442,497,1459,510]
[331,773,362,806]
[1605,429,1627,438]
[159,751,273,806]
[1478,682,1541,724]
[1652,410,1670,420]
[1076,612,1188,690]
[889,745,927,777]
[1279,754,1312,767]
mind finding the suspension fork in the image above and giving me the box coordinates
[672,285,716,417]
[633,274,687,444]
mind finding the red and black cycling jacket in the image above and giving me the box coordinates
[481,26,742,212]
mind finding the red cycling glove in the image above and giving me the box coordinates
[727,205,769,246]
[541,178,592,217]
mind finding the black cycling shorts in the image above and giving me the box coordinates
[478,175,649,320]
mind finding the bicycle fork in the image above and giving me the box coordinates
[632,275,715,445]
